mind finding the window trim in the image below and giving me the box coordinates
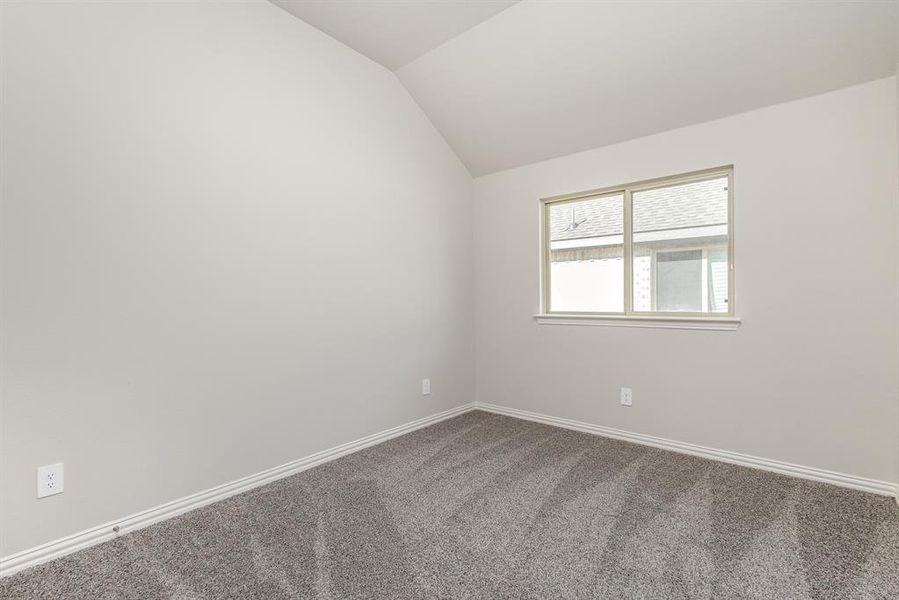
[538,165,736,325]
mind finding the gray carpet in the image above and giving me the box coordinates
[2,410,898,599]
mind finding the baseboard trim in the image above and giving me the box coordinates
[475,402,897,498]
[0,402,476,578]
[4,400,892,577]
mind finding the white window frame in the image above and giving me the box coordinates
[536,166,739,330]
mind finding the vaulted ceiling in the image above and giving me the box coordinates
[273,1,898,177]
[270,1,518,70]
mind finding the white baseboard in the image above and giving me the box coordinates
[4,400,894,578]
[475,402,897,498]
[0,402,476,578]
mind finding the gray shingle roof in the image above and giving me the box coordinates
[550,176,728,241]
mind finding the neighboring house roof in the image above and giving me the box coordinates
[550,176,728,241]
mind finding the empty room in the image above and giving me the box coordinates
[2,0,899,598]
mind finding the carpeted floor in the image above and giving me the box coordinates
[2,410,898,599]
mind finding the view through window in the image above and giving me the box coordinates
[544,168,732,316]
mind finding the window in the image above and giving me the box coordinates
[541,167,734,322]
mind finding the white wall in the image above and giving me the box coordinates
[474,78,899,484]
[0,1,474,556]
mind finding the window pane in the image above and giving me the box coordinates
[549,194,623,312]
[656,250,702,311]
[632,176,729,313]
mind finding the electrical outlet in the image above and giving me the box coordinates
[620,387,633,407]
[422,378,431,395]
[37,463,64,498]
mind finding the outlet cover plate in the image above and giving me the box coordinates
[37,463,64,498]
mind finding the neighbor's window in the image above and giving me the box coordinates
[542,167,733,316]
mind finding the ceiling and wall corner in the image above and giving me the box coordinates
[397,0,898,176]
[268,0,519,71]
[272,0,898,178]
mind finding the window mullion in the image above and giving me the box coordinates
[623,188,633,315]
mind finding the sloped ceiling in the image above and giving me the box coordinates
[269,0,518,71]
[274,1,898,177]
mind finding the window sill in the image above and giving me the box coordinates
[533,314,741,331]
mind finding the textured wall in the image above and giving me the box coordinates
[474,78,899,485]
[0,1,474,555]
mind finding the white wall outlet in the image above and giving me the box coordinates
[620,387,633,406]
[422,378,431,395]
[37,463,64,498]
